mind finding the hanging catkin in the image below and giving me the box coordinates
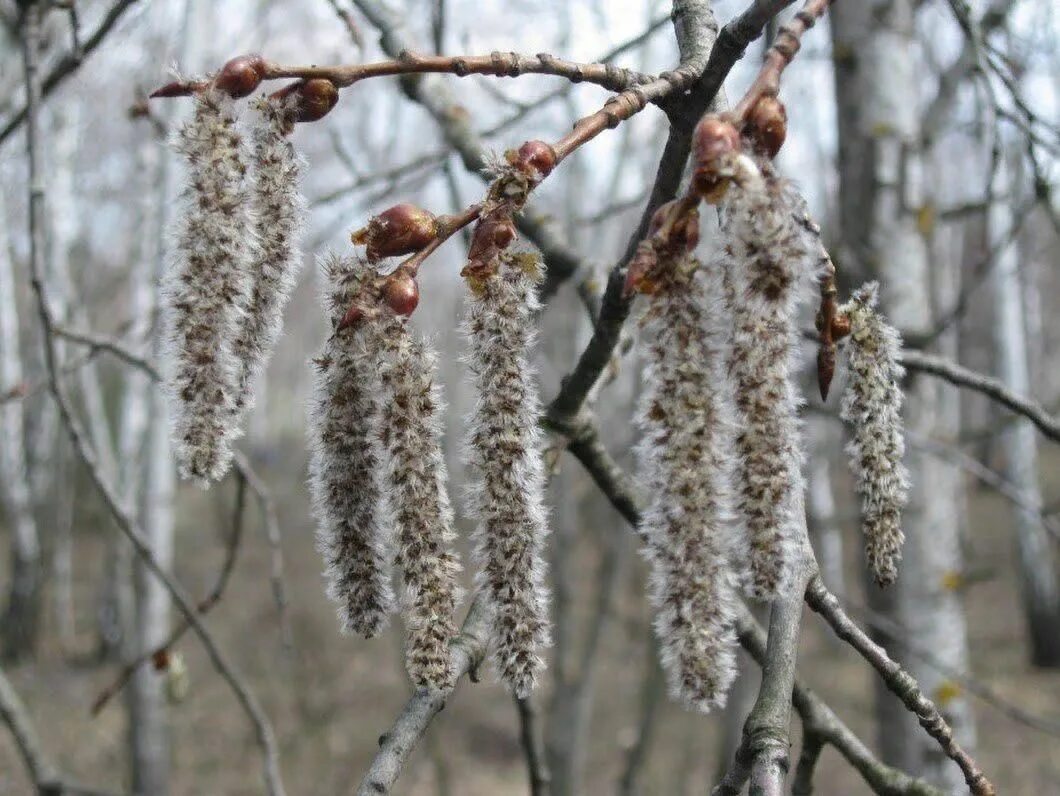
[462,252,550,698]
[839,282,909,586]
[636,254,739,712]
[233,94,306,419]
[165,88,255,484]
[722,155,812,599]
[377,324,462,691]
[307,255,394,637]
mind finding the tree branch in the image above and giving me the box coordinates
[805,577,996,795]
[356,592,491,795]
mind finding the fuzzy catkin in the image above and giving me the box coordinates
[839,282,909,586]
[307,255,394,637]
[462,252,550,698]
[165,88,255,484]
[233,95,306,418]
[636,256,739,712]
[722,156,812,599]
[377,325,462,691]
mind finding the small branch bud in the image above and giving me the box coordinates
[745,95,787,158]
[383,269,420,316]
[352,203,439,262]
[292,78,339,122]
[506,140,557,180]
[691,116,741,202]
[214,54,267,98]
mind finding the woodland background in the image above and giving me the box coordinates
[1,0,1059,794]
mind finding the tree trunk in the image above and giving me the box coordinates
[830,0,977,788]
[989,155,1060,667]
[0,189,43,661]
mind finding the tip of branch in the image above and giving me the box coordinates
[149,80,199,99]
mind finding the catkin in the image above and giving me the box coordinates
[636,255,739,712]
[165,88,255,484]
[721,155,812,599]
[377,325,462,691]
[233,94,306,418]
[462,252,550,698]
[839,282,909,586]
[307,255,394,637]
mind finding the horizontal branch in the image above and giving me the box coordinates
[805,577,996,795]
[901,348,1060,444]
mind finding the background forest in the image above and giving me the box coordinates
[1,0,1059,794]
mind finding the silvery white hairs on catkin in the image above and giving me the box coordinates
[462,252,550,699]
[233,94,306,420]
[307,254,394,637]
[164,88,255,484]
[377,325,462,691]
[839,282,909,586]
[721,155,816,600]
[635,255,739,712]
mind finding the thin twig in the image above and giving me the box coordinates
[515,696,552,796]
[805,577,996,795]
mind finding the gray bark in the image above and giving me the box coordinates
[989,156,1060,667]
[0,188,43,660]
[830,0,977,788]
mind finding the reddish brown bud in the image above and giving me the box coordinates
[352,204,439,262]
[693,116,741,167]
[337,303,364,331]
[817,343,836,401]
[214,54,266,98]
[745,96,787,158]
[296,79,339,123]
[622,242,659,298]
[384,270,420,316]
[649,201,700,253]
[152,649,172,671]
[149,80,200,99]
[507,140,557,180]
[691,116,741,203]
[831,314,852,340]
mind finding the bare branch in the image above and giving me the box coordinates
[901,349,1060,445]
[515,696,551,796]
[356,592,491,795]
[805,577,996,795]
[0,0,143,146]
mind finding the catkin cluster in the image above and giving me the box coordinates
[307,255,462,690]
[720,155,814,599]
[635,255,739,712]
[839,282,909,586]
[166,89,307,484]
[462,252,550,699]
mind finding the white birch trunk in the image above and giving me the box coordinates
[989,156,1060,666]
[0,189,44,660]
[831,1,977,788]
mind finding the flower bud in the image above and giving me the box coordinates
[622,241,659,298]
[214,54,266,98]
[691,117,741,203]
[337,302,364,331]
[649,201,700,254]
[745,96,787,158]
[507,140,557,180]
[352,203,439,262]
[295,79,339,123]
[384,269,420,316]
